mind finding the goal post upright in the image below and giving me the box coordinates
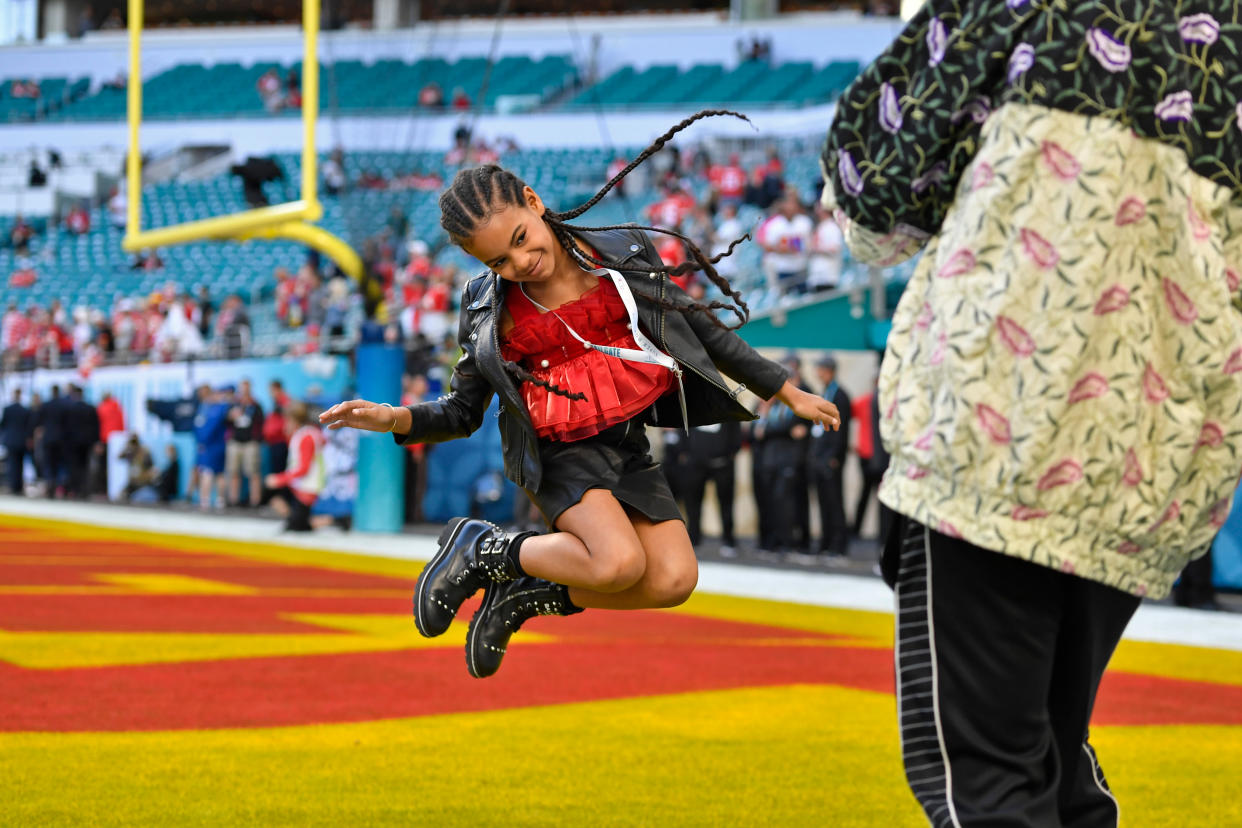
[121,0,362,283]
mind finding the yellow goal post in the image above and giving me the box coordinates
[121,0,363,284]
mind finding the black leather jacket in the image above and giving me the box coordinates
[396,227,790,491]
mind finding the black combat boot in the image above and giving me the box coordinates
[465,576,582,679]
[412,518,533,638]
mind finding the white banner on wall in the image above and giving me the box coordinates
[0,353,351,442]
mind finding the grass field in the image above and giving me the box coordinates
[2,513,1240,826]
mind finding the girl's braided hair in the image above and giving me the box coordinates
[439,109,754,400]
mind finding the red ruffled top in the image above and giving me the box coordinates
[500,278,675,442]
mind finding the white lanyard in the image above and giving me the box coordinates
[522,259,689,431]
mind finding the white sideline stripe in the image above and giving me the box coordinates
[2,496,1241,652]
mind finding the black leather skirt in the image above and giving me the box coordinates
[529,418,684,528]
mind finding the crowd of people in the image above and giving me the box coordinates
[255,68,301,113]
[145,378,288,514]
[622,143,845,298]
[0,383,123,499]
[0,374,357,533]
[0,283,253,374]
[661,351,887,560]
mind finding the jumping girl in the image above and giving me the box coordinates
[320,110,840,678]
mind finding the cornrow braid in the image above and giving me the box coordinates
[503,360,586,402]
[549,217,752,329]
[439,164,528,245]
[555,109,753,222]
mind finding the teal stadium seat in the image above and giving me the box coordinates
[689,60,770,106]
[798,60,862,105]
[569,66,635,107]
[645,64,723,107]
[606,64,678,108]
[732,61,814,104]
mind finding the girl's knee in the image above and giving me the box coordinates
[591,544,646,592]
[648,560,699,608]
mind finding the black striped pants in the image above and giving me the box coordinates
[886,517,1140,828]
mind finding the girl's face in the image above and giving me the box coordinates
[461,186,560,284]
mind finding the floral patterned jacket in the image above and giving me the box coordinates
[821,1,1242,598]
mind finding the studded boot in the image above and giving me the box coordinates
[412,518,534,638]
[465,576,582,679]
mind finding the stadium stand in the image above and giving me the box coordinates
[0,76,92,122]
[566,59,860,111]
[0,137,894,359]
[27,56,857,123]
[44,55,579,122]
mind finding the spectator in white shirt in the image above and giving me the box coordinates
[711,201,746,280]
[807,202,845,292]
[321,148,346,197]
[108,187,127,230]
[757,192,814,296]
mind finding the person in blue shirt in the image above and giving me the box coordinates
[147,384,211,433]
[194,385,233,510]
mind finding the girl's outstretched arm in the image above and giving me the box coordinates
[319,400,410,434]
[774,379,841,431]
[320,282,497,443]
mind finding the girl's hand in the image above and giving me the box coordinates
[776,380,841,431]
[318,399,405,434]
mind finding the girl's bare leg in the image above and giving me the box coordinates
[517,488,647,593]
[568,513,697,610]
[518,488,698,609]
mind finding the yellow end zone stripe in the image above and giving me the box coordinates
[0,686,1238,827]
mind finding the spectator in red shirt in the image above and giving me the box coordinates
[1,301,23,340]
[97,392,125,443]
[469,140,499,165]
[401,372,432,523]
[65,203,91,235]
[357,170,388,190]
[645,183,696,230]
[274,267,296,326]
[418,82,444,109]
[708,152,747,210]
[1,301,28,369]
[402,239,435,282]
[451,87,471,110]
[262,379,291,487]
[96,391,126,492]
[657,235,689,278]
[605,156,629,198]
[757,147,784,180]
[284,69,301,108]
[391,169,443,191]
[10,79,40,98]
[9,265,37,288]
[20,312,45,364]
[854,374,884,538]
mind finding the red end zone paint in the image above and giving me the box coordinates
[2,625,894,732]
[1,523,1239,732]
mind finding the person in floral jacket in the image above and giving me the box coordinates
[821,2,1242,825]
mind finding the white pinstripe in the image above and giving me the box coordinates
[1082,742,1120,828]
[922,525,962,828]
[895,522,962,828]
